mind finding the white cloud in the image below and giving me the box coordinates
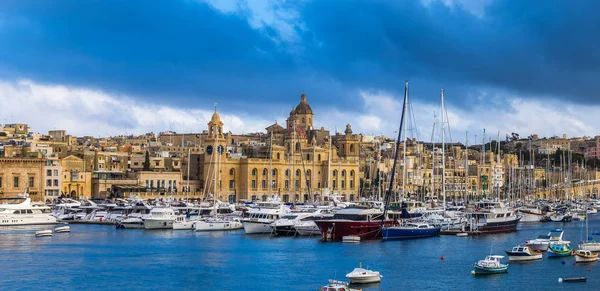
[420,0,494,18]
[0,80,276,137]
[200,0,303,44]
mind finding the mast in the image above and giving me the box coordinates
[292,122,296,201]
[441,89,446,213]
[381,81,409,227]
[186,147,190,202]
[213,125,218,200]
[327,135,331,197]
[402,91,408,201]
[496,131,501,200]
[483,129,486,198]
[465,131,468,203]
[269,131,273,197]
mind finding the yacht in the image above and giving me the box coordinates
[194,216,243,231]
[525,229,565,252]
[464,200,521,233]
[382,222,441,240]
[0,191,57,226]
[143,207,180,229]
[242,200,288,234]
[504,245,542,261]
[271,211,316,236]
[517,207,547,222]
[294,208,336,236]
[314,207,397,241]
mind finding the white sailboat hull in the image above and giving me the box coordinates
[579,242,600,252]
[173,221,196,230]
[143,218,174,229]
[195,220,242,231]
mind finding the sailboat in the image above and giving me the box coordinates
[578,206,600,252]
[382,82,440,240]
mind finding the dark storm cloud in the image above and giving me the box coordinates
[0,0,599,112]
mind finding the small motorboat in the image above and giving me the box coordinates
[505,245,542,261]
[35,230,53,237]
[345,262,382,284]
[471,255,508,275]
[559,277,587,283]
[54,225,71,233]
[456,232,468,237]
[548,242,573,257]
[574,250,599,263]
[525,229,565,252]
[343,235,361,243]
[322,280,360,291]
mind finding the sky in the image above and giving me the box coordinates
[1,0,600,143]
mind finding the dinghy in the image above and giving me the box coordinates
[35,230,53,237]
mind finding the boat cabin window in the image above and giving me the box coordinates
[13,210,20,214]
[27,209,33,214]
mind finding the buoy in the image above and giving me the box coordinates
[471,270,475,275]
[441,255,445,261]
[561,260,566,265]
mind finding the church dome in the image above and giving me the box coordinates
[294,93,313,115]
[210,108,222,124]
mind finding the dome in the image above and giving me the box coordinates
[210,111,221,123]
[294,93,313,115]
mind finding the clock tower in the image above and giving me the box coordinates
[204,104,227,198]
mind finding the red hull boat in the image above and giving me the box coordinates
[313,208,398,241]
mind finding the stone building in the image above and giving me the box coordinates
[0,158,44,201]
[61,155,93,198]
[202,93,360,202]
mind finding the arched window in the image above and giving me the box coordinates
[272,169,277,176]
[306,154,310,161]
[296,169,301,176]
[252,169,257,176]
[296,142,300,151]
[350,144,354,153]
[342,170,346,177]
[262,168,268,176]
[262,180,266,188]
[229,168,235,176]
[333,170,337,177]
[350,170,354,177]
[306,170,311,177]
[318,154,321,161]
[295,180,300,188]
[285,170,289,176]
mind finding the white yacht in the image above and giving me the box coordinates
[242,200,288,234]
[0,191,57,226]
[143,207,180,229]
[292,208,336,236]
[271,211,316,236]
[194,217,243,231]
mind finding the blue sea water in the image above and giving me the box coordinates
[1,218,599,291]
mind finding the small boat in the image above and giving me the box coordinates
[456,232,468,237]
[345,262,382,284]
[472,255,508,275]
[35,230,53,237]
[343,235,361,243]
[505,245,542,261]
[548,242,573,257]
[574,249,599,263]
[526,229,565,252]
[549,212,572,222]
[322,280,360,291]
[559,277,587,283]
[54,225,71,233]
[116,217,145,229]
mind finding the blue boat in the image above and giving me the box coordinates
[547,242,573,257]
[382,222,441,240]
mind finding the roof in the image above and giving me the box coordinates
[294,93,313,115]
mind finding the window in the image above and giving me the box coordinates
[333,180,337,189]
[341,181,345,189]
[350,170,354,177]
[272,169,276,176]
[252,169,257,176]
[29,176,34,188]
[277,153,280,160]
[0,176,2,188]
[150,180,154,188]
[54,179,58,186]
[53,169,58,176]
[47,180,52,187]
[317,182,321,188]
[251,180,256,189]
[318,154,321,161]
[350,180,354,189]
[229,169,234,175]
[47,170,52,176]
[307,154,310,161]
[296,169,300,177]
[342,170,346,177]
[13,176,19,188]
[262,169,267,176]
[285,180,289,189]
[271,180,276,188]
[295,180,299,189]
[333,170,337,177]
[229,180,234,188]
[262,180,266,189]
[285,170,289,177]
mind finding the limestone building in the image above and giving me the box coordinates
[0,158,44,201]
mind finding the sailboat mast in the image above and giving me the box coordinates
[186,147,190,202]
[402,92,408,201]
[381,80,409,227]
[465,131,468,203]
[327,136,331,196]
[269,131,273,197]
[441,89,446,213]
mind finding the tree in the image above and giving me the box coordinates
[143,150,151,171]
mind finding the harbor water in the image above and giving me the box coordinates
[1,218,599,290]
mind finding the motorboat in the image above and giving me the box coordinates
[549,211,572,222]
[271,212,315,236]
[345,262,382,284]
[471,255,508,275]
[343,235,361,243]
[574,249,598,263]
[0,191,57,226]
[382,222,441,240]
[517,207,547,222]
[525,229,565,252]
[314,207,397,241]
[194,217,243,231]
[548,242,573,257]
[54,225,71,233]
[117,217,145,229]
[293,208,335,236]
[143,207,178,229]
[242,200,288,234]
[321,280,360,291]
[35,230,53,237]
[558,277,587,283]
[464,201,521,233]
[504,245,542,261]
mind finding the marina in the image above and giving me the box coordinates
[2,216,600,290]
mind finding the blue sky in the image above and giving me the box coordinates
[1,0,599,142]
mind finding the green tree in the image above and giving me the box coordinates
[143,150,150,171]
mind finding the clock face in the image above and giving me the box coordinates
[217,145,224,155]
[207,145,213,155]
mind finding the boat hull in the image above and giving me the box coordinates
[525,242,549,252]
[314,220,397,241]
[471,217,521,233]
[173,221,195,230]
[575,255,598,263]
[143,219,174,229]
[505,251,542,261]
[271,224,298,236]
[295,223,321,236]
[548,248,572,257]
[472,264,508,275]
[0,216,57,226]
[518,210,546,222]
[195,220,242,231]
[382,226,441,240]
[579,242,600,252]
[242,221,273,234]
[347,276,381,284]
